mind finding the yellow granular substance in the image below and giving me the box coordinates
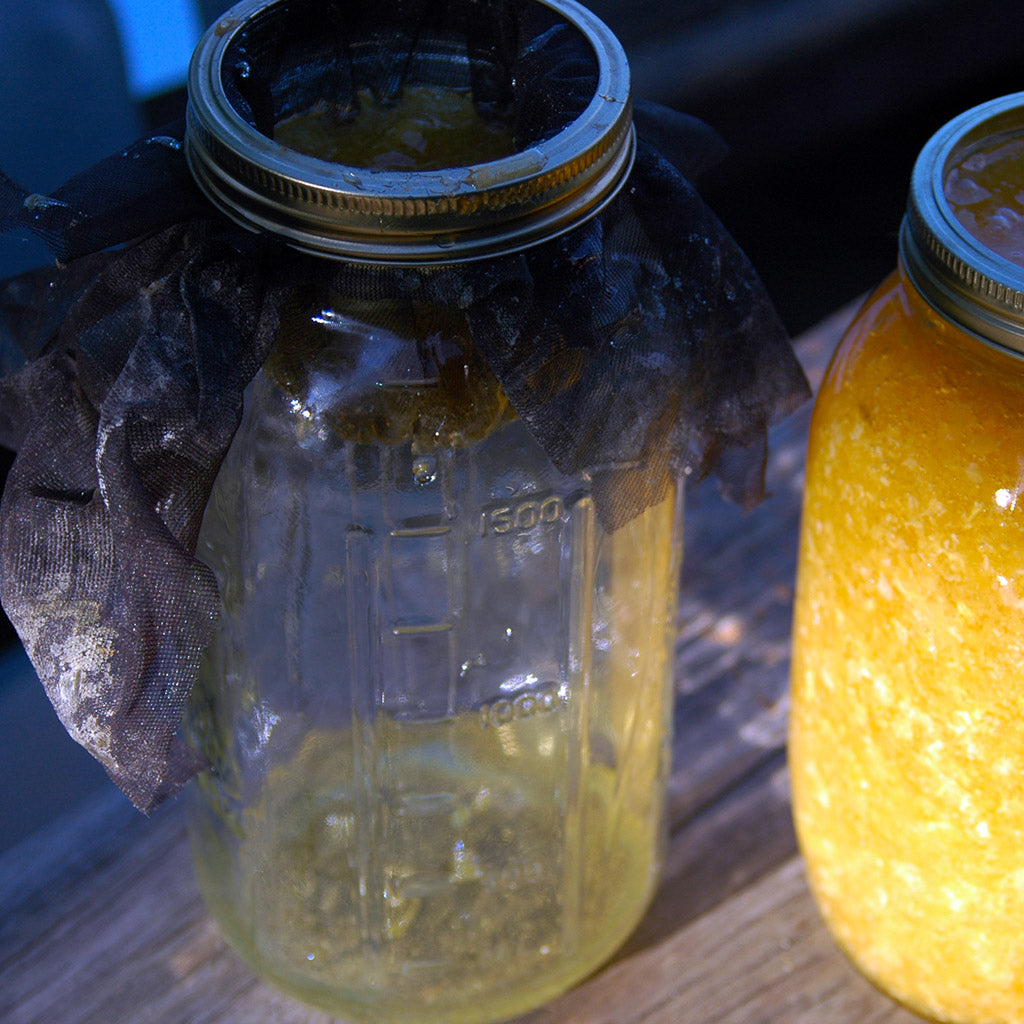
[790,269,1024,1024]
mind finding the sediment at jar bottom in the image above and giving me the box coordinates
[189,712,662,1024]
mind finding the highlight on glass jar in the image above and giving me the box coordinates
[790,92,1024,1024]
[183,2,675,1023]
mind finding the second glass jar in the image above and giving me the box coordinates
[791,92,1024,1023]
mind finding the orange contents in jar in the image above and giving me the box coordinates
[790,268,1024,1023]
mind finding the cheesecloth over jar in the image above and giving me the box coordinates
[0,0,808,811]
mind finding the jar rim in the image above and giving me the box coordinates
[184,0,634,263]
[901,92,1024,354]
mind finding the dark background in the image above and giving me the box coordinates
[598,0,1024,334]
[0,0,1022,841]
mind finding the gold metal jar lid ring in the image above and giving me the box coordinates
[185,0,635,264]
[901,92,1024,354]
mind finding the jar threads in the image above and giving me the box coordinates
[185,0,634,262]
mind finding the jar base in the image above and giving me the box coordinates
[187,722,662,1024]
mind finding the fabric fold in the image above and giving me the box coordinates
[0,99,808,811]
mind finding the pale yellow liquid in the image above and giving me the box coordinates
[191,708,661,1024]
[275,85,516,171]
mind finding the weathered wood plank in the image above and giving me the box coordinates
[623,751,797,959]
[666,302,850,826]
[517,855,925,1024]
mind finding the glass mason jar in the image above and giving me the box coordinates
[182,2,683,1022]
[790,93,1024,1023]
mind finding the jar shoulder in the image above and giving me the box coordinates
[815,267,1024,426]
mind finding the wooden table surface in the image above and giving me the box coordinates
[0,304,931,1024]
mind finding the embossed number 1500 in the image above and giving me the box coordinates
[479,496,564,537]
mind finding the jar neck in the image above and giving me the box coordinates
[898,258,1024,369]
[184,0,635,264]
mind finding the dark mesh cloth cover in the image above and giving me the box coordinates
[0,2,808,811]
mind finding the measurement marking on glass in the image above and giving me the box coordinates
[389,525,451,537]
[378,378,441,389]
[397,792,457,815]
[390,711,456,725]
[391,621,453,636]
